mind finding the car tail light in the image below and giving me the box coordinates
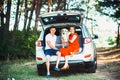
[36,40,41,46]
[84,37,92,44]
[84,54,91,58]
[37,57,43,60]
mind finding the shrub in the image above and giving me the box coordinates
[0,30,40,60]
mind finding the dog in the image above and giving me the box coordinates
[60,28,70,48]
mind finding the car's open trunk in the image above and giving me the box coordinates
[42,25,84,53]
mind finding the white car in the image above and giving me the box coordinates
[36,11,97,75]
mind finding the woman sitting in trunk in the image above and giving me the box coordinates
[59,26,80,70]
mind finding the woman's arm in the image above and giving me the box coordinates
[69,35,77,43]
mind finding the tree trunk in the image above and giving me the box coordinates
[57,0,62,10]
[116,24,120,47]
[85,0,90,24]
[3,0,11,44]
[57,0,66,10]
[23,0,28,31]
[0,0,4,42]
[63,0,66,10]
[34,0,42,35]
[48,0,52,12]
[12,0,20,46]
[17,0,24,30]
[27,0,35,32]
[0,0,4,28]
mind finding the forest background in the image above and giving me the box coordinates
[0,0,120,60]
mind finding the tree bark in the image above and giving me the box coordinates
[48,0,52,12]
[0,0,4,28]
[0,0,4,42]
[63,0,66,10]
[23,0,28,31]
[116,24,120,47]
[27,0,35,32]
[17,0,24,30]
[12,0,20,46]
[57,0,66,10]
[34,0,42,35]
[3,0,11,44]
[57,0,62,10]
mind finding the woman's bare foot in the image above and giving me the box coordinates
[70,52,74,57]
[61,65,69,70]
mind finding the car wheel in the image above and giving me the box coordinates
[88,62,96,73]
[85,60,97,73]
[37,64,46,75]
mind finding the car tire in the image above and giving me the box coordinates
[85,60,97,73]
[37,64,46,75]
[88,62,96,73]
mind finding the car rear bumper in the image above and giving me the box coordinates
[50,60,84,65]
[37,60,95,69]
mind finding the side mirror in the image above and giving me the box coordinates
[92,34,98,39]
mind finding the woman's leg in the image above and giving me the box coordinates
[61,56,69,70]
[64,56,69,66]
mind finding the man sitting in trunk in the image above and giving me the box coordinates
[44,26,61,78]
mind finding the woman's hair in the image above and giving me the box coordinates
[69,26,76,31]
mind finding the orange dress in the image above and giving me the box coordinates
[59,33,80,57]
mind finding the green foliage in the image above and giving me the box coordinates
[97,0,120,18]
[107,37,116,45]
[0,30,40,60]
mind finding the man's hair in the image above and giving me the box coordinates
[50,26,55,29]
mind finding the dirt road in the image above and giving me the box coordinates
[96,48,120,80]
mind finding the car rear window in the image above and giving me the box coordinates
[41,15,81,25]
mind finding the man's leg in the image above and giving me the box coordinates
[46,55,50,75]
[55,51,61,68]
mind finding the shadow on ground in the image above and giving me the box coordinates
[39,64,90,78]
[97,47,120,80]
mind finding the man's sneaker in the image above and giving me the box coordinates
[54,67,60,71]
[46,74,50,78]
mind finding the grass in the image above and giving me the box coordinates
[0,59,103,80]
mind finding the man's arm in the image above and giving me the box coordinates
[47,40,58,50]
[55,44,62,46]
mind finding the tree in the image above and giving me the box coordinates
[23,0,29,31]
[56,0,66,10]
[34,0,42,35]
[96,0,120,47]
[0,0,12,60]
[3,0,11,44]
[0,0,4,42]
[26,0,36,32]
[12,0,20,46]
[47,0,52,12]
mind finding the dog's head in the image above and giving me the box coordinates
[61,28,69,35]
[61,28,69,42]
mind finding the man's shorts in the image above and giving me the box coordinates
[45,49,58,56]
